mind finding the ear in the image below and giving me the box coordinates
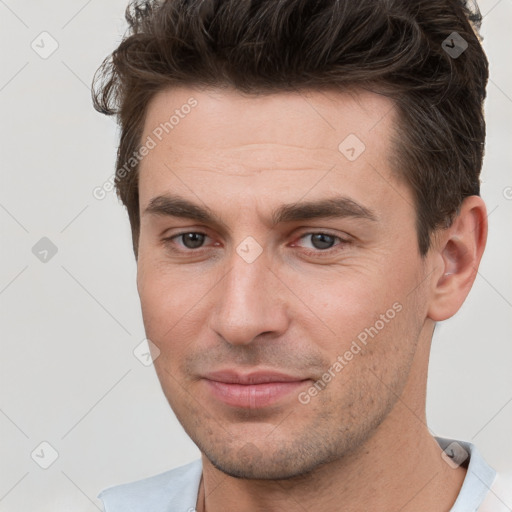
[427,195,488,322]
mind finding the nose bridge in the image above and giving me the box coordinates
[210,240,287,345]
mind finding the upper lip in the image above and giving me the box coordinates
[203,370,309,385]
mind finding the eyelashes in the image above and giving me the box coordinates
[162,231,351,257]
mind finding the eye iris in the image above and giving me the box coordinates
[178,233,336,250]
[311,233,335,250]
[182,233,205,249]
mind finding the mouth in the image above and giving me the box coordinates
[201,370,311,409]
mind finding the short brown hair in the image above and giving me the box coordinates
[92,0,488,258]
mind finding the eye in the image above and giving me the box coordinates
[293,232,349,254]
[162,230,350,257]
[164,232,210,251]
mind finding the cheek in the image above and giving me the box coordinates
[287,262,423,385]
[311,299,419,424]
[137,259,209,345]
[138,264,173,332]
[284,267,400,347]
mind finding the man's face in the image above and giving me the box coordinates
[136,86,434,479]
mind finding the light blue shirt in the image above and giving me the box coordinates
[98,437,508,511]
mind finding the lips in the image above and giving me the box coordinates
[201,370,310,409]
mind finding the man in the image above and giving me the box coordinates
[92,0,511,510]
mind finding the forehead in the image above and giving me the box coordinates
[137,86,406,219]
[141,85,395,156]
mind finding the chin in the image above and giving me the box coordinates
[199,438,341,481]
[208,456,317,481]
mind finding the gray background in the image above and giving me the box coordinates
[0,1,511,510]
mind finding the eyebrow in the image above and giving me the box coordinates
[142,194,377,228]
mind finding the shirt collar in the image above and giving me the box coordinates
[435,436,497,512]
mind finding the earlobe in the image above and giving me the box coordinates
[427,196,488,322]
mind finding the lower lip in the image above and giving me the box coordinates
[203,379,308,409]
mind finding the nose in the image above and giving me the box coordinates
[208,244,290,346]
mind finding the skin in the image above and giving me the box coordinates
[135,86,487,511]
